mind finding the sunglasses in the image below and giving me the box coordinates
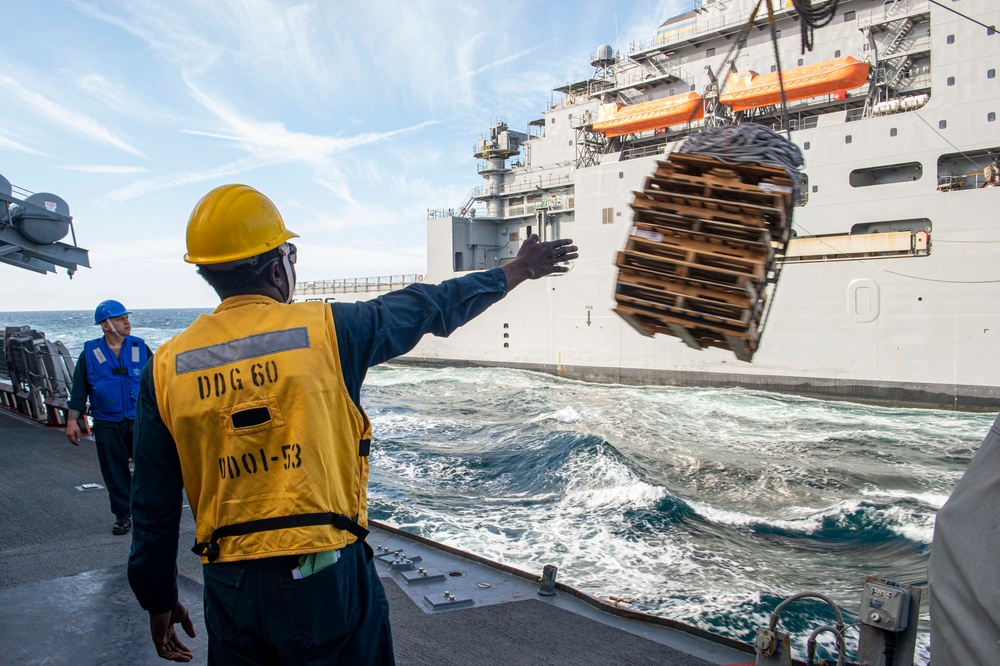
[255,243,297,274]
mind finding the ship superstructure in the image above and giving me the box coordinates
[296,0,1000,409]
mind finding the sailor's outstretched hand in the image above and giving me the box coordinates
[502,235,578,289]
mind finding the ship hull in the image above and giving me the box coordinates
[302,0,1000,410]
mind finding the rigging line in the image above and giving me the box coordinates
[766,0,791,138]
[684,0,764,126]
[879,270,1000,284]
[926,0,998,35]
[910,109,986,170]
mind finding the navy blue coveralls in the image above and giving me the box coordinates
[128,269,510,665]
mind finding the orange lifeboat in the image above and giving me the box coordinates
[719,56,870,112]
[593,91,705,137]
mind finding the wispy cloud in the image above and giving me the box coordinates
[68,0,222,73]
[0,133,46,156]
[75,74,171,122]
[105,156,266,202]
[453,48,537,82]
[0,74,145,157]
[57,164,149,174]
[182,76,441,164]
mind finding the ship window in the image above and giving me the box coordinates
[989,69,996,79]
[669,88,675,95]
[844,10,855,22]
[890,128,898,137]
[947,76,955,86]
[770,65,777,73]
[812,185,818,193]
[850,162,923,187]
[835,49,841,58]
[855,287,872,315]
[798,58,804,66]
[851,218,931,235]
[989,112,996,122]
[802,141,810,150]
[938,147,1000,191]
[706,47,715,57]
[845,135,852,144]
[691,84,696,91]
[550,117,555,124]
[939,120,947,129]
[602,207,615,225]
[619,171,624,179]
[947,34,955,44]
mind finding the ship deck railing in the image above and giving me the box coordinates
[296,274,421,297]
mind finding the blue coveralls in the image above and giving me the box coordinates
[128,269,510,665]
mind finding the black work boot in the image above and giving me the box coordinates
[112,513,132,535]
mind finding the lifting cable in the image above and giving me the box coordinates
[926,0,997,35]
[790,0,839,54]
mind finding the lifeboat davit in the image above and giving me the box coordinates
[719,56,870,112]
[593,91,705,137]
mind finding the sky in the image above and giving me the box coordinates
[1,0,687,311]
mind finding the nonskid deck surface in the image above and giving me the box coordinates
[0,411,751,665]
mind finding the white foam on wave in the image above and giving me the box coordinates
[860,487,952,510]
[528,406,582,424]
[687,499,828,533]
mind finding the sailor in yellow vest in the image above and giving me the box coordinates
[126,184,578,664]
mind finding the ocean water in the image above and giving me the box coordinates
[3,308,993,665]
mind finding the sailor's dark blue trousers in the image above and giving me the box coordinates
[91,418,133,517]
[202,539,395,665]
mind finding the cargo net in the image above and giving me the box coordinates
[614,124,803,362]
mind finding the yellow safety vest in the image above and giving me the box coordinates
[153,295,371,563]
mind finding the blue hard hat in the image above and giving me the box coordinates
[94,300,130,324]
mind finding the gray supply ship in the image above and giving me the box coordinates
[297,0,1000,410]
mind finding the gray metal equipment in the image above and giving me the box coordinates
[753,578,920,666]
[0,173,89,277]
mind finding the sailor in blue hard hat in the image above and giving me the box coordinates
[66,300,153,536]
[94,299,132,336]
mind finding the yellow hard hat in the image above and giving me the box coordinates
[184,184,299,265]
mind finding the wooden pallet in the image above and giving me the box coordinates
[614,151,794,362]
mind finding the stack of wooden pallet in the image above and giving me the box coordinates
[614,152,795,362]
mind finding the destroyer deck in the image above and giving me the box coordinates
[0,411,753,665]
